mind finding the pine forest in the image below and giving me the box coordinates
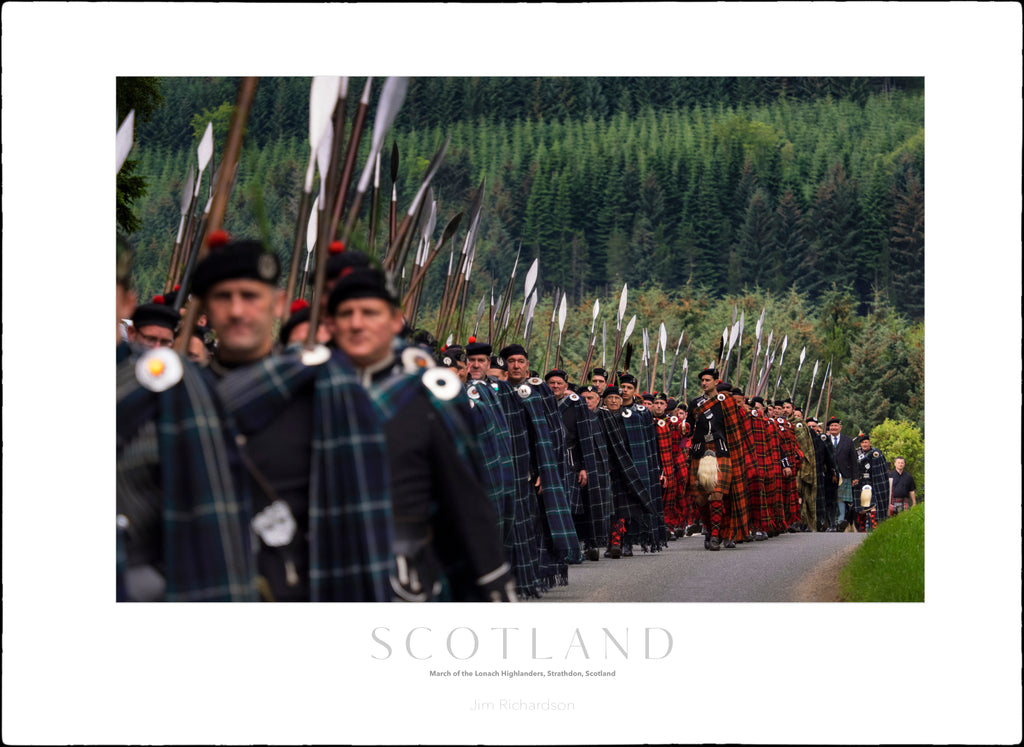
[118,76,925,445]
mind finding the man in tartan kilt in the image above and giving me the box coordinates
[748,397,787,538]
[685,371,756,551]
[575,385,612,561]
[595,387,656,558]
[329,267,516,601]
[499,344,581,592]
[771,412,804,531]
[117,237,395,602]
[617,374,665,552]
[654,412,685,539]
[544,369,589,517]
[783,400,818,532]
[851,434,891,533]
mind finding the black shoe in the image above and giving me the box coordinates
[586,547,600,561]
[753,531,766,541]
[607,546,622,559]
[674,527,685,538]
[622,546,633,557]
[685,523,699,537]
[704,533,711,550]
[837,519,849,533]
[724,539,736,549]
[708,536,722,551]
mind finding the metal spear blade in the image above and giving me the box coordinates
[623,315,636,344]
[357,77,409,194]
[116,110,134,175]
[617,283,628,327]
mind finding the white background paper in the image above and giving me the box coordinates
[2,3,1021,744]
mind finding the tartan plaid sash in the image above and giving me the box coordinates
[117,350,259,601]
[215,350,394,602]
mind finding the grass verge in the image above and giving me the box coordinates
[838,503,924,602]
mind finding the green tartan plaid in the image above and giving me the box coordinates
[492,381,544,597]
[518,381,581,574]
[216,350,394,601]
[117,349,259,602]
[466,381,517,543]
[573,406,611,547]
[597,408,655,519]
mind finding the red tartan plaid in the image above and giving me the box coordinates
[749,413,786,532]
[691,394,752,540]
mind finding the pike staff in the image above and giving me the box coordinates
[665,329,684,396]
[166,122,214,292]
[173,77,258,356]
[608,283,628,378]
[813,359,831,420]
[789,345,807,401]
[542,288,561,373]
[282,76,341,321]
[578,298,600,383]
[512,256,539,342]
[610,314,636,379]
[771,334,789,400]
[804,359,820,413]
[552,292,568,372]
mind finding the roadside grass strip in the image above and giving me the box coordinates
[839,504,925,602]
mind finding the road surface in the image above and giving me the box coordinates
[531,530,865,602]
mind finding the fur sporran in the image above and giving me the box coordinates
[698,453,719,493]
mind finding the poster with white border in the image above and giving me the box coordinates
[2,3,1021,744]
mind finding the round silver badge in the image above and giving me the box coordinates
[423,367,460,401]
[517,384,532,399]
[135,347,183,392]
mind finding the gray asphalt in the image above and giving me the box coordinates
[531,530,866,602]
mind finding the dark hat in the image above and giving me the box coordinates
[489,355,507,371]
[325,241,371,281]
[279,299,312,346]
[579,384,599,395]
[439,345,466,366]
[641,393,655,402]
[567,383,579,393]
[159,287,183,309]
[826,417,841,427]
[715,381,733,392]
[806,417,819,424]
[591,367,609,379]
[857,433,871,442]
[327,266,398,314]
[465,336,492,358]
[602,386,621,398]
[666,398,678,411]
[408,328,438,351]
[751,396,765,406]
[731,387,744,395]
[773,400,784,407]
[132,302,180,331]
[192,238,280,297]
[499,343,528,360]
[654,392,668,401]
[782,397,794,405]
[697,368,718,380]
[544,368,568,382]
[619,373,637,386]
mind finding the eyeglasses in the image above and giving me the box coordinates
[137,331,174,348]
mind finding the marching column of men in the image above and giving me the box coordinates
[117,236,909,602]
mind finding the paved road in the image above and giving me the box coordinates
[531,530,866,603]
